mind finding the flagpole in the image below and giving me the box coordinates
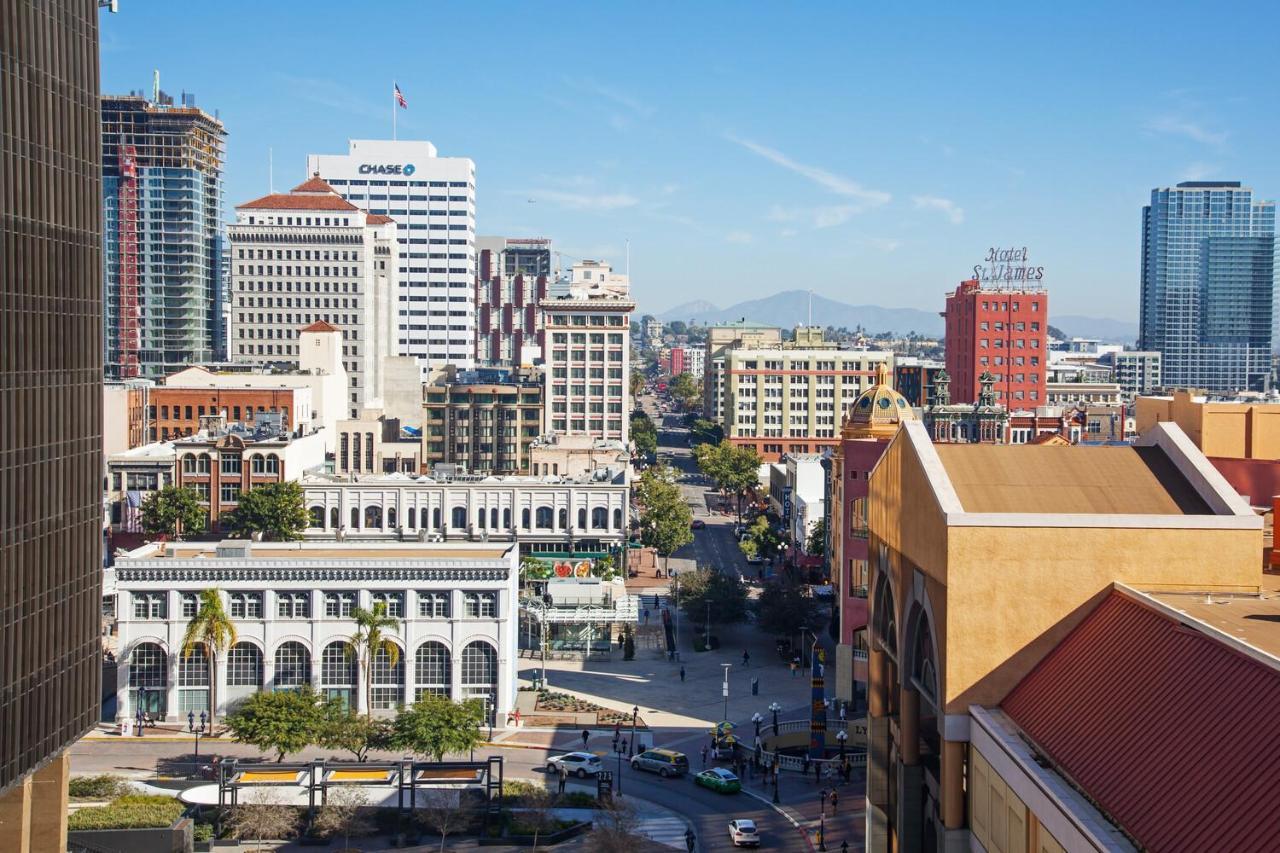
[392,81,397,140]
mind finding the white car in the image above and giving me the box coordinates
[546,751,603,778]
[728,819,760,847]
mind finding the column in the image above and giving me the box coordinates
[0,775,32,853]
[865,645,892,853]
[897,684,923,853]
[941,739,966,831]
[29,752,70,853]
[165,648,180,722]
[116,655,131,724]
[214,651,229,722]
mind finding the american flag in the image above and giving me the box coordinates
[394,83,408,109]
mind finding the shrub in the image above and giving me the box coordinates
[193,822,214,842]
[68,774,128,800]
[557,791,598,809]
[68,794,184,830]
[501,778,549,805]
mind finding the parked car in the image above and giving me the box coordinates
[691,519,706,530]
[546,752,603,778]
[728,819,760,847]
[631,749,690,778]
[694,767,742,793]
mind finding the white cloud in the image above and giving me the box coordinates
[779,228,799,238]
[768,204,863,229]
[912,195,965,225]
[1179,162,1221,182]
[526,190,638,211]
[864,237,902,252]
[564,77,655,118]
[727,134,891,206]
[725,231,753,244]
[1147,115,1227,146]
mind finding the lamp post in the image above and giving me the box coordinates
[187,710,208,777]
[721,663,731,723]
[818,813,827,851]
[614,740,624,794]
[751,712,763,739]
[705,599,711,649]
[769,701,781,735]
[671,569,680,661]
[836,729,847,759]
[772,761,780,804]
[629,705,639,758]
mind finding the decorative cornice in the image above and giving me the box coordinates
[116,566,511,583]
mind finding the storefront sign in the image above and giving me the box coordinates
[973,246,1044,283]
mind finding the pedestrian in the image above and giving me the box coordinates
[830,789,838,813]
[815,761,822,784]
[820,788,828,813]
[558,765,568,793]
[701,745,708,767]
[643,607,650,625]
[802,754,809,776]
[742,649,750,667]
[839,702,847,722]
[621,737,628,754]
[842,842,850,853]
[581,729,590,748]
[653,593,659,608]
[679,664,686,682]
[513,709,522,727]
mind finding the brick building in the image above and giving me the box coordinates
[147,386,310,441]
[942,279,1048,406]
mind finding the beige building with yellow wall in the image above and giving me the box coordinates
[865,419,1262,852]
[1136,389,1280,459]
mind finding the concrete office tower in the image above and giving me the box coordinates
[102,86,226,378]
[1140,181,1277,393]
[0,2,104,846]
[542,261,635,445]
[308,140,477,370]
[227,176,400,416]
[475,236,552,367]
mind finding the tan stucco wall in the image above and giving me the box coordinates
[1137,391,1280,460]
[867,431,948,584]
[943,524,1261,712]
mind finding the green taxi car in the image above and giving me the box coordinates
[693,767,741,793]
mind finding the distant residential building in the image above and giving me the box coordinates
[542,261,634,445]
[703,322,782,420]
[475,236,552,367]
[1140,181,1276,393]
[683,346,705,379]
[783,454,826,548]
[1045,381,1122,407]
[528,433,630,479]
[227,176,400,414]
[103,89,227,377]
[893,357,944,407]
[147,385,311,442]
[643,316,664,350]
[942,278,1048,405]
[1112,350,1162,396]
[422,366,544,475]
[308,139,477,369]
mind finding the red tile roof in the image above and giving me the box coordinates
[292,174,337,194]
[300,320,339,333]
[1002,591,1280,852]
[365,213,394,224]
[238,193,358,212]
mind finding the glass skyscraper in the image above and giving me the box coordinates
[1139,181,1276,393]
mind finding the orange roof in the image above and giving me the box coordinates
[366,213,394,225]
[292,174,338,194]
[239,192,358,212]
[300,320,339,333]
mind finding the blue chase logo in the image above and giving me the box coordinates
[403,163,416,176]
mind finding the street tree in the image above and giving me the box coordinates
[349,601,401,718]
[139,485,206,540]
[806,518,827,557]
[586,797,641,853]
[417,789,477,853]
[393,694,484,761]
[226,790,300,851]
[634,466,692,576]
[629,370,646,401]
[224,686,324,762]
[678,567,749,629]
[317,701,394,762]
[630,411,658,457]
[695,440,762,524]
[668,371,701,411]
[221,481,309,541]
[312,785,375,850]
[753,579,826,639]
[741,515,783,562]
[179,588,236,729]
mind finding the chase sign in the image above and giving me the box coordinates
[358,163,416,176]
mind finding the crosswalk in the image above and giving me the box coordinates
[636,814,691,849]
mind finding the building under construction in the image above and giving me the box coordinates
[103,82,226,378]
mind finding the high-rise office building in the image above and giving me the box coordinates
[102,87,226,378]
[0,2,104,846]
[227,176,400,414]
[943,279,1049,406]
[307,140,476,370]
[1140,181,1277,392]
[475,236,552,367]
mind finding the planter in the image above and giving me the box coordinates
[477,820,592,847]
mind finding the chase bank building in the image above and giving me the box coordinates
[308,140,476,370]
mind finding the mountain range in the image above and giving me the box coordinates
[653,290,1137,343]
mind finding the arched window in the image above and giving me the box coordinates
[613,508,623,529]
[274,642,311,690]
[415,642,452,700]
[535,506,552,529]
[577,508,587,529]
[522,508,531,529]
[592,507,608,529]
[264,453,280,474]
[387,507,397,528]
[477,508,486,529]
[490,508,498,529]
[407,508,416,529]
[350,507,360,529]
[226,643,263,709]
[129,642,168,716]
[460,641,497,702]
[364,505,383,529]
[873,571,898,659]
[330,507,339,529]
[503,508,511,529]
[321,642,357,710]
[432,507,441,529]
[451,506,467,529]
[309,506,325,528]
[558,508,567,529]
[370,644,405,710]
[911,615,938,706]
[177,645,209,715]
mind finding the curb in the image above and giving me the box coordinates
[741,788,817,852]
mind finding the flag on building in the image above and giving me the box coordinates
[394,83,408,109]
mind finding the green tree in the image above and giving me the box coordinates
[668,320,688,337]
[753,579,826,638]
[221,481,308,541]
[806,518,827,557]
[742,514,783,561]
[634,466,693,575]
[140,485,206,540]
[668,371,701,411]
[392,694,484,761]
[179,588,237,728]
[225,686,324,762]
[678,567,749,629]
[695,440,762,524]
[317,701,394,762]
[630,411,657,457]
[687,417,723,447]
[349,601,401,718]
[629,370,646,401]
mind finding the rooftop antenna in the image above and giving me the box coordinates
[151,69,160,103]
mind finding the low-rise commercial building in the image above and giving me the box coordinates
[1044,381,1122,406]
[422,367,544,475]
[528,433,629,479]
[111,540,518,722]
[105,442,175,536]
[147,385,311,441]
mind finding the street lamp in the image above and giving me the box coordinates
[721,663,732,722]
[772,761,780,804]
[751,712,763,739]
[630,705,639,758]
[187,710,208,777]
[671,569,680,661]
[614,739,624,795]
[769,701,781,735]
[836,729,847,759]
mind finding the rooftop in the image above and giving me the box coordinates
[120,540,511,562]
[302,466,627,487]
[1142,576,1280,659]
[934,444,1211,515]
[238,192,359,212]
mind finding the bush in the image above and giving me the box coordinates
[68,794,184,830]
[557,791,598,809]
[502,779,549,805]
[68,774,128,800]
[193,822,214,842]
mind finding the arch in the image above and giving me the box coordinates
[522,508,530,529]
[364,505,383,529]
[407,507,416,528]
[350,506,360,530]
[321,641,357,710]
[535,506,552,529]
[309,506,325,528]
[872,559,898,660]
[613,508,623,530]
[177,644,211,716]
[273,641,311,689]
[490,508,498,529]
[414,641,452,700]
[387,507,397,529]
[558,508,567,530]
[330,507,339,529]
[129,642,168,715]
[591,507,608,529]
[477,507,486,529]
[460,640,497,704]
[370,642,406,710]
[503,508,511,529]
[907,606,939,708]
[451,506,467,529]
[226,642,264,710]
[577,507,587,530]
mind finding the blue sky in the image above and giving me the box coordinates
[100,0,1280,322]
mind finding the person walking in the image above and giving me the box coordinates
[558,765,568,794]
[581,729,590,749]
[814,761,822,784]
[839,702,847,722]
[679,664,686,682]
[742,649,750,667]
[643,607,650,625]
[700,745,708,768]
[830,789,839,813]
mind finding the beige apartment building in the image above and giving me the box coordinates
[702,321,783,420]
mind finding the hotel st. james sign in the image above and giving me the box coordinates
[972,247,1044,284]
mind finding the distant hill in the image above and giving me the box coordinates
[1051,315,1138,344]
[655,290,944,337]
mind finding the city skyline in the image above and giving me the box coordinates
[100,1,1280,323]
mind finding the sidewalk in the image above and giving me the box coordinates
[736,758,866,852]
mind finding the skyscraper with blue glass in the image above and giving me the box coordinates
[1139,181,1276,393]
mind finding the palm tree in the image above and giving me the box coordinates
[180,588,237,729]
[350,602,401,717]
